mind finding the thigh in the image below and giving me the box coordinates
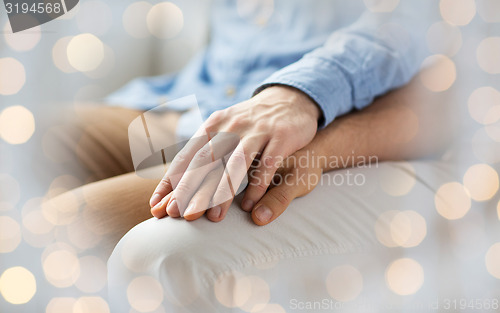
[41,105,179,183]
[43,166,163,258]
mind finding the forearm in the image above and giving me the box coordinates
[305,74,456,172]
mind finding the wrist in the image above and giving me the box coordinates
[257,85,322,123]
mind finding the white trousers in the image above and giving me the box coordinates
[107,161,495,313]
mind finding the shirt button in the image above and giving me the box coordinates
[225,85,236,98]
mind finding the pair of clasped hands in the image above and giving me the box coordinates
[150,85,323,225]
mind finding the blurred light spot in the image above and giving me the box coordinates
[237,0,274,25]
[67,33,104,72]
[468,86,500,125]
[375,210,426,248]
[391,210,427,248]
[439,0,476,26]
[0,267,36,304]
[385,258,424,295]
[76,0,113,36]
[486,124,500,143]
[127,276,164,312]
[67,218,102,250]
[426,21,462,56]
[75,256,107,293]
[0,57,26,95]
[42,249,80,288]
[419,54,456,92]
[486,242,500,279]
[52,36,77,73]
[3,22,41,51]
[435,182,471,220]
[379,162,416,196]
[0,216,22,253]
[476,37,500,74]
[326,265,363,302]
[73,296,110,313]
[22,209,54,235]
[84,44,115,79]
[0,173,20,208]
[375,210,400,247]
[363,0,399,12]
[214,271,251,308]
[147,2,184,39]
[21,198,55,247]
[238,275,270,312]
[463,164,499,201]
[41,191,80,225]
[46,297,76,313]
[0,105,35,145]
[123,1,153,38]
[476,0,500,23]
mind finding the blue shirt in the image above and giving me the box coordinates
[108,0,432,139]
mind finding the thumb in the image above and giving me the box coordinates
[251,182,301,226]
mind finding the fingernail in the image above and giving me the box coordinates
[242,199,254,211]
[208,206,221,219]
[150,193,162,207]
[166,199,177,213]
[255,205,272,223]
[184,202,196,216]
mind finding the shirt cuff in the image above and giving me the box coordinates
[253,57,355,128]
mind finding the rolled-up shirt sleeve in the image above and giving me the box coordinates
[254,1,433,128]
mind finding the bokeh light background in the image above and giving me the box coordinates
[0,0,499,312]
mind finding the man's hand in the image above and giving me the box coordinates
[250,148,324,225]
[248,72,455,225]
[150,85,321,221]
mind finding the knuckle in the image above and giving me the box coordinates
[270,188,291,206]
[226,118,244,133]
[173,150,188,164]
[194,146,212,162]
[255,120,269,133]
[207,110,224,125]
[229,149,247,165]
[273,123,290,138]
[158,177,172,189]
[175,181,192,194]
[253,181,269,193]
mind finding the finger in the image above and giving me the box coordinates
[211,138,261,209]
[183,164,225,220]
[242,139,289,212]
[149,127,210,207]
[173,136,223,215]
[173,132,238,215]
[166,195,181,218]
[251,182,301,226]
[149,176,172,208]
[252,167,323,225]
[151,192,172,218]
[166,127,213,189]
[206,199,232,222]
